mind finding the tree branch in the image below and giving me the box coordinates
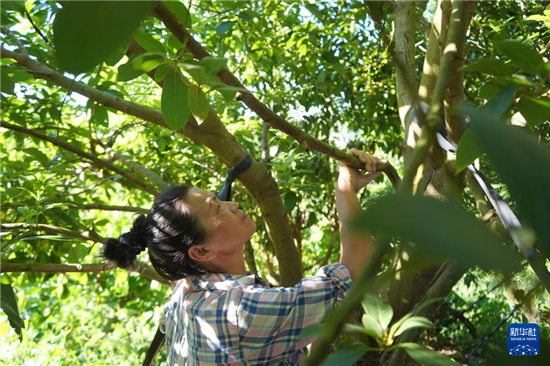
[2,223,104,244]
[151,2,401,189]
[0,262,170,286]
[102,146,168,190]
[399,1,465,195]
[77,204,148,214]
[1,121,158,196]
[393,0,419,133]
[445,1,478,145]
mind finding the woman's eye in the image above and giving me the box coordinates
[217,204,221,213]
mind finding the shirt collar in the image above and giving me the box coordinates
[182,272,267,293]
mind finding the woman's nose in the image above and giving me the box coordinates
[229,202,239,213]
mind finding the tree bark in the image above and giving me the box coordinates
[394,0,420,165]
[385,2,478,365]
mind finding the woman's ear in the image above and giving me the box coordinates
[188,245,216,263]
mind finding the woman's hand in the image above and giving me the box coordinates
[335,148,381,280]
[337,148,382,193]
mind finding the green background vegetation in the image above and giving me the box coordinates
[1,1,550,365]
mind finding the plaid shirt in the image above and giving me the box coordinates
[160,263,352,365]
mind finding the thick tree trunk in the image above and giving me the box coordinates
[385,2,478,365]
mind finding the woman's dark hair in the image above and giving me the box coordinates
[103,186,208,280]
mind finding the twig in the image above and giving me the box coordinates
[0,262,169,286]
[303,240,335,272]
[447,307,477,338]
[101,145,168,190]
[1,203,148,214]
[24,10,49,44]
[261,122,269,165]
[1,121,158,196]
[1,222,104,244]
[54,176,117,199]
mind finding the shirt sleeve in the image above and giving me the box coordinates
[236,263,352,362]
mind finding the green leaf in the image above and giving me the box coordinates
[393,316,435,337]
[357,194,519,273]
[22,148,50,167]
[2,1,26,12]
[132,52,166,72]
[479,82,500,100]
[470,110,550,253]
[388,300,443,344]
[134,31,166,55]
[0,58,17,66]
[517,96,550,127]
[322,52,339,63]
[6,69,33,83]
[483,85,518,116]
[399,343,458,366]
[525,15,548,22]
[361,314,384,340]
[298,323,323,339]
[414,297,446,315]
[215,21,236,36]
[496,40,545,75]
[154,63,170,82]
[322,342,369,366]
[20,235,78,241]
[161,71,190,130]
[104,41,129,66]
[163,0,192,28]
[304,4,324,20]
[53,1,154,74]
[283,191,298,213]
[188,86,209,125]
[455,128,483,173]
[92,105,109,126]
[0,68,15,95]
[462,58,514,77]
[200,57,227,75]
[361,294,393,330]
[332,62,347,76]
[212,85,250,93]
[117,56,145,82]
[180,63,207,85]
[17,206,32,218]
[1,282,25,341]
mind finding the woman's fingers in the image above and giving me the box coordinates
[344,149,382,173]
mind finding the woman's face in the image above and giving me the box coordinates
[185,188,256,255]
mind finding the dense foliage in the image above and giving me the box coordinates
[1,1,550,365]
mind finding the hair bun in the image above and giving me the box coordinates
[103,214,149,269]
[121,229,148,254]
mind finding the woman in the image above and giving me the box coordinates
[104,149,381,365]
